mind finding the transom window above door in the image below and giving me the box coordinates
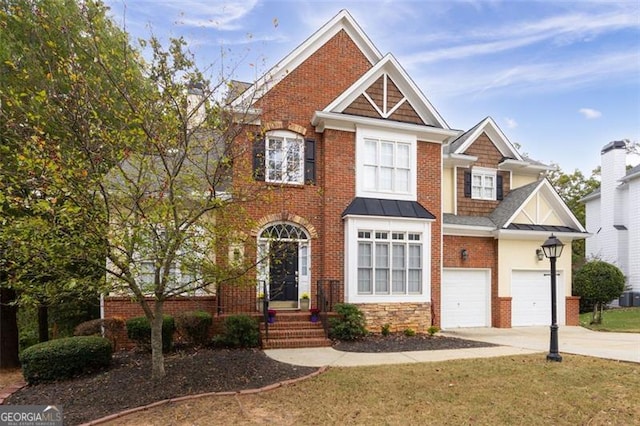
[356,127,416,201]
[266,131,304,184]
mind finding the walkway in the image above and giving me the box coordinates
[266,326,639,367]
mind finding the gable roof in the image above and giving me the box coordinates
[322,54,448,129]
[494,179,586,233]
[445,117,521,160]
[230,10,381,109]
[444,179,587,238]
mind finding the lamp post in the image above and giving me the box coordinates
[541,234,564,362]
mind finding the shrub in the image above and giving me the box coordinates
[213,315,259,348]
[176,311,213,347]
[381,323,391,336]
[74,317,126,350]
[427,326,440,336]
[329,303,367,341]
[404,328,416,337]
[574,260,626,324]
[126,315,175,352]
[20,336,112,384]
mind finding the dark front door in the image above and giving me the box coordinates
[269,241,298,301]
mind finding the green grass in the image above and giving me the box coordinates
[109,355,640,426]
[580,307,640,333]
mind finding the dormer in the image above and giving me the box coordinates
[442,117,553,216]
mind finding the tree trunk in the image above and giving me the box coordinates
[592,302,602,324]
[38,304,49,342]
[150,301,165,380]
[0,287,20,369]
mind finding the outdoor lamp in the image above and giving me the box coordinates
[541,233,564,362]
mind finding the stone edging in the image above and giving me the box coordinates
[80,366,328,425]
[0,380,27,405]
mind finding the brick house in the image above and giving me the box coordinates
[103,10,586,340]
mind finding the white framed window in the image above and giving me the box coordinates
[357,230,422,296]
[472,168,496,200]
[346,217,431,303]
[357,127,416,200]
[266,131,304,184]
[132,224,207,296]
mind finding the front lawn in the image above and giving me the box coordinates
[107,355,640,426]
[580,307,640,333]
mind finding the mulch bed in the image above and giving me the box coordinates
[332,333,496,352]
[5,335,496,425]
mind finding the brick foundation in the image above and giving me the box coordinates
[495,297,512,328]
[566,296,580,326]
[355,302,432,334]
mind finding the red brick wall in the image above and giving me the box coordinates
[456,133,511,216]
[418,142,442,326]
[442,235,500,327]
[566,296,580,326]
[496,297,512,328]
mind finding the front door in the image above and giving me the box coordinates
[269,241,298,301]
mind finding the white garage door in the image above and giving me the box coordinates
[512,270,565,326]
[442,269,491,329]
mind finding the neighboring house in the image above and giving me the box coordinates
[104,10,586,335]
[581,141,640,305]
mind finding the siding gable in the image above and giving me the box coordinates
[343,74,424,125]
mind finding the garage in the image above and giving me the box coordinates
[511,270,565,326]
[441,269,491,329]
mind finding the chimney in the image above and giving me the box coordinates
[598,140,627,265]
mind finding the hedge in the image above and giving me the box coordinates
[20,336,112,384]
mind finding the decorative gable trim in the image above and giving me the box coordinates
[323,54,449,129]
[448,117,522,161]
[500,179,586,233]
[230,10,381,109]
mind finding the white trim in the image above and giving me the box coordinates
[344,216,431,304]
[471,167,497,201]
[443,223,495,237]
[502,179,587,233]
[231,10,381,109]
[453,117,523,161]
[311,111,457,142]
[355,126,417,201]
[322,54,449,129]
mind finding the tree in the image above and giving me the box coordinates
[573,260,626,324]
[2,0,263,379]
[547,164,600,269]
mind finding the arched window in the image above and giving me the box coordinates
[259,223,308,241]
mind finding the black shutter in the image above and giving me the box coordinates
[304,138,316,184]
[252,136,265,181]
[464,171,471,198]
[496,174,504,200]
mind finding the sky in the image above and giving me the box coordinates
[104,0,640,174]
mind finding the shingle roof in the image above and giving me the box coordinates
[489,180,541,228]
[342,198,435,219]
[442,213,495,227]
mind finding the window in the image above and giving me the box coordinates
[363,138,411,193]
[266,132,304,184]
[357,128,416,200]
[134,225,206,295]
[471,169,496,200]
[357,230,422,295]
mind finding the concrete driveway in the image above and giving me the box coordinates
[442,326,640,363]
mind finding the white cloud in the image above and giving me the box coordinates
[579,108,602,119]
[505,117,518,129]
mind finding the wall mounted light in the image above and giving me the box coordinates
[536,248,544,261]
[460,249,468,261]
